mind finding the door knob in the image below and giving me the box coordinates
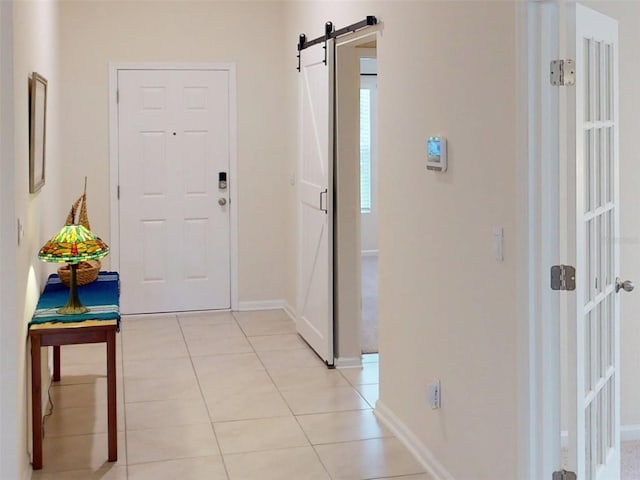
[616,278,635,293]
[218,198,227,206]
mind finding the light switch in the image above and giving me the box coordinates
[17,218,24,246]
[492,227,504,262]
[428,380,441,409]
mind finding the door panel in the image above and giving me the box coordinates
[297,42,334,364]
[566,5,619,479]
[118,69,231,314]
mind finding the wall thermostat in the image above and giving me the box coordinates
[426,136,447,172]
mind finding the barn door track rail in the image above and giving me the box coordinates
[297,16,378,72]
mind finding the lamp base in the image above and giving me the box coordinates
[57,304,90,315]
[56,263,90,315]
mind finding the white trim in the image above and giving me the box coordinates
[516,3,537,476]
[108,62,239,311]
[228,66,239,311]
[333,29,379,366]
[235,300,296,327]
[108,64,119,270]
[237,300,289,312]
[621,425,640,442]
[0,2,18,479]
[374,401,455,480]
[334,357,362,368]
[282,301,295,321]
[517,2,562,479]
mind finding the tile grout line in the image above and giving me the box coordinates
[119,313,171,478]
[178,312,232,480]
[231,310,340,480]
[37,312,416,480]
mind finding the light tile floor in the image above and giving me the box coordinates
[32,310,431,480]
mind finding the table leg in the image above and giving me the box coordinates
[53,345,61,382]
[106,329,117,462]
[31,335,43,470]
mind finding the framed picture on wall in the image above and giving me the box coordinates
[29,72,47,194]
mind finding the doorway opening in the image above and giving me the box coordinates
[359,56,378,355]
[334,30,379,369]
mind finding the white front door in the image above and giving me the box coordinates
[297,42,335,365]
[565,5,620,479]
[118,69,231,314]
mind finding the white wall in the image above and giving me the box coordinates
[0,2,18,478]
[582,0,640,434]
[376,4,518,478]
[286,2,519,479]
[10,0,64,478]
[58,1,289,304]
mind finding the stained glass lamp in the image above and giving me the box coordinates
[38,224,109,314]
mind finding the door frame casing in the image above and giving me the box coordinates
[108,62,239,311]
[334,29,379,367]
[517,1,562,478]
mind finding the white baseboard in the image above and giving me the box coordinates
[622,424,640,442]
[361,249,379,257]
[236,300,296,322]
[282,301,295,321]
[237,300,288,312]
[334,356,363,368]
[375,401,455,480]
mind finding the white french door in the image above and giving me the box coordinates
[117,68,232,314]
[565,5,621,479]
[297,41,335,365]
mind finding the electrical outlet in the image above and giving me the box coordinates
[428,380,441,409]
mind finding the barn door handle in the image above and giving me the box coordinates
[319,189,328,213]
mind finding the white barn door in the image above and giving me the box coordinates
[565,5,623,479]
[297,42,335,365]
[118,69,231,314]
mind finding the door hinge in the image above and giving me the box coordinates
[551,264,576,291]
[552,470,577,480]
[116,89,119,104]
[550,59,576,86]
[117,185,120,199]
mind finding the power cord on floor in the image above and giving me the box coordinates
[41,382,54,438]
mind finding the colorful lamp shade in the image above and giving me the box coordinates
[38,224,109,314]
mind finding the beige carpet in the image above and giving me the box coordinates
[560,441,640,478]
[361,255,378,354]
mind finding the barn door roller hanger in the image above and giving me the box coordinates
[297,16,378,72]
